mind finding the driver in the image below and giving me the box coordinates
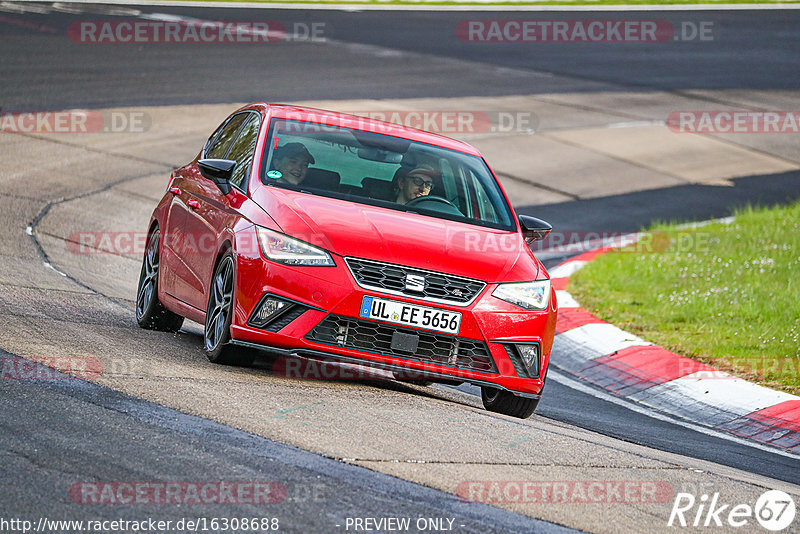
[394,165,439,205]
[271,142,315,185]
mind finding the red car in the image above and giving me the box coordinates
[136,103,557,418]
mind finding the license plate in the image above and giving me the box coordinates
[359,296,462,335]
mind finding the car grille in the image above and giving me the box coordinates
[306,315,496,374]
[344,258,485,306]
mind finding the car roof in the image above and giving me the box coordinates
[239,103,484,157]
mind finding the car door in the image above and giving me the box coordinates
[179,112,261,311]
[159,169,191,300]
[167,112,251,308]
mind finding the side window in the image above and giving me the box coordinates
[203,118,229,155]
[205,113,249,159]
[226,115,261,190]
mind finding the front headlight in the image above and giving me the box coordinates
[255,226,335,266]
[492,280,551,311]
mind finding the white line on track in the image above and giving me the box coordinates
[43,262,68,277]
[548,369,800,460]
[443,375,800,460]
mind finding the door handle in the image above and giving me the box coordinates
[169,186,181,195]
[187,199,200,209]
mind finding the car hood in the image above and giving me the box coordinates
[253,188,543,283]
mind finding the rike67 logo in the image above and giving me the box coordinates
[669,490,796,531]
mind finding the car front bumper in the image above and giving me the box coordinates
[230,234,557,397]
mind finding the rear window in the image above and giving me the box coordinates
[261,119,515,231]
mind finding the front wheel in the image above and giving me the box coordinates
[204,252,255,367]
[481,387,539,419]
[136,228,184,332]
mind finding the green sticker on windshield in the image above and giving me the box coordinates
[267,170,282,180]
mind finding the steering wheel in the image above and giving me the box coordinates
[404,195,462,215]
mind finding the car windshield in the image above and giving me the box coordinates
[261,118,515,231]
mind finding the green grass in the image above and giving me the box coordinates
[568,202,800,395]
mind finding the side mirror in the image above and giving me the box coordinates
[519,215,552,244]
[198,159,235,194]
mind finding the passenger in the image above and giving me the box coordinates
[394,165,439,205]
[271,142,315,185]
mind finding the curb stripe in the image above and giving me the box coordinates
[606,345,715,384]
[551,277,569,291]
[549,243,800,454]
[555,308,603,334]
[718,401,800,451]
[565,247,612,263]
[554,290,580,309]
[549,370,800,460]
[558,323,652,357]
[750,400,800,425]
[548,261,588,279]
[627,373,797,428]
[572,345,717,397]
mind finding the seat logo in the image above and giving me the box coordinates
[405,274,426,292]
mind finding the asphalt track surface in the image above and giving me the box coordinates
[3,7,800,109]
[0,351,564,534]
[2,4,800,533]
[3,5,800,230]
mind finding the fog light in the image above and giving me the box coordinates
[516,344,540,377]
[250,296,293,328]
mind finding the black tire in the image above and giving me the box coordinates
[136,228,184,332]
[481,386,539,419]
[204,252,255,367]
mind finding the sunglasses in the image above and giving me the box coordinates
[408,176,434,190]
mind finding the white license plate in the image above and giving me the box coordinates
[359,296,462,335]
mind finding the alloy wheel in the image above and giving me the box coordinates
[205,255,234,352]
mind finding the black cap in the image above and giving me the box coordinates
[275,142,315,164]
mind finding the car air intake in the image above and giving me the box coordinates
[504,343,540,378]
[248,294,311,333]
